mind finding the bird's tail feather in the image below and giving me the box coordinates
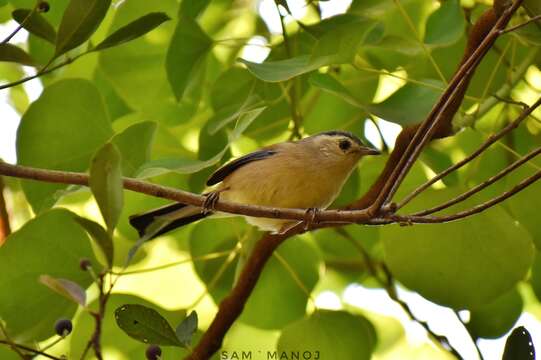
[129,203,210,240]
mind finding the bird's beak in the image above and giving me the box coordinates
[358,146,381,156]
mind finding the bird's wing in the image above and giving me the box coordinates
[206,149,277,186]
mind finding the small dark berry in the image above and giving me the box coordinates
[37,1,50,12]
[145,345,162,360]
[54,319,72,337]
[79,258,91,271]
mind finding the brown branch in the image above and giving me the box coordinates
[349,2,522,212]
[0,3,530,360]
[397,96,541,211]
[412,145,541,216]
[501,14,541,33]
[389,168,541,224]
[0,177,11,244]
[0,340,62,360]
[0,162,372,224]
[187,226,303,360]
[187,5,524,358]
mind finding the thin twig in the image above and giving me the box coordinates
[371,2,522,214]
[393,0,448,84]
[0,340,62,360]
[1,3,39,44]
[412,146,541,216]
[0,322,27,359]
[453,310,484,360]
[396,96,541,210]
[0,53,87,91]
[500,14,541,34]
[335,229,462,359]
[386,5,520,202]
[390,168,541,224]
[111,251,232,276]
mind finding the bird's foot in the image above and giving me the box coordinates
[303,207,320,231]
[399,218,413,227]
[202,191,220,215]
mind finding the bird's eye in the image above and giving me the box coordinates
[339,139,351,151]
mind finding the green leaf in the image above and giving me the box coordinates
[135,110,260,178]
[506,160,541,250]
[175,311,198,347]
[311,15,379,63]
[532,252,541,302]
[524,0,541,17]
[309,72,366,108]
[114,304,182,346]
[136,148,228,179]
[240,236,321,329]
[166,16,213,101]
[9,0,71,27]
[0,43,36,66]
[0,209,97,341]
[39,275,87,307]
[239,55,326,83]
[94,12,171,51]
[209,67,256,111]
[467,288,523,339]
[12,8,57,44]
[74,216,114,268]
[502,326,536,360]
[97,0,180,113]
[189,218,244,301]
[111,121,157,177]
[277,310,377,360]
[424,0,465,46]
[17,79,113,213]
[513,22,541,46]
[179,0,211,19]
[381,188,535,309]
[71,294,189,358]
[55,0,111,56]
[89,143,124,233]
[368,80,444,125]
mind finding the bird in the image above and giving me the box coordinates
[129,130,380,239]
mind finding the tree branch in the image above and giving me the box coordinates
[412,145,541,217]
[187,226,303,360]
[397,96,541,211]
[349,2,522,212]
[0,177,11,244]
[0,161,372,224]
[389,167,541,224]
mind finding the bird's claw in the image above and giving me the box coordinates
[303,207,320,231]
[399,218,413,227]
[202,191,220,215]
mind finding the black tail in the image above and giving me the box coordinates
[129,203,210,240]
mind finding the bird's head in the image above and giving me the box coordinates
[305,131,380,163]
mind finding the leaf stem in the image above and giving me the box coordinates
[274,1,303,139]
[0,340,62,360]
[1,3,39,44]
[0,52,87,91]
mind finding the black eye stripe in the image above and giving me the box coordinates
[339,139,351,150]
